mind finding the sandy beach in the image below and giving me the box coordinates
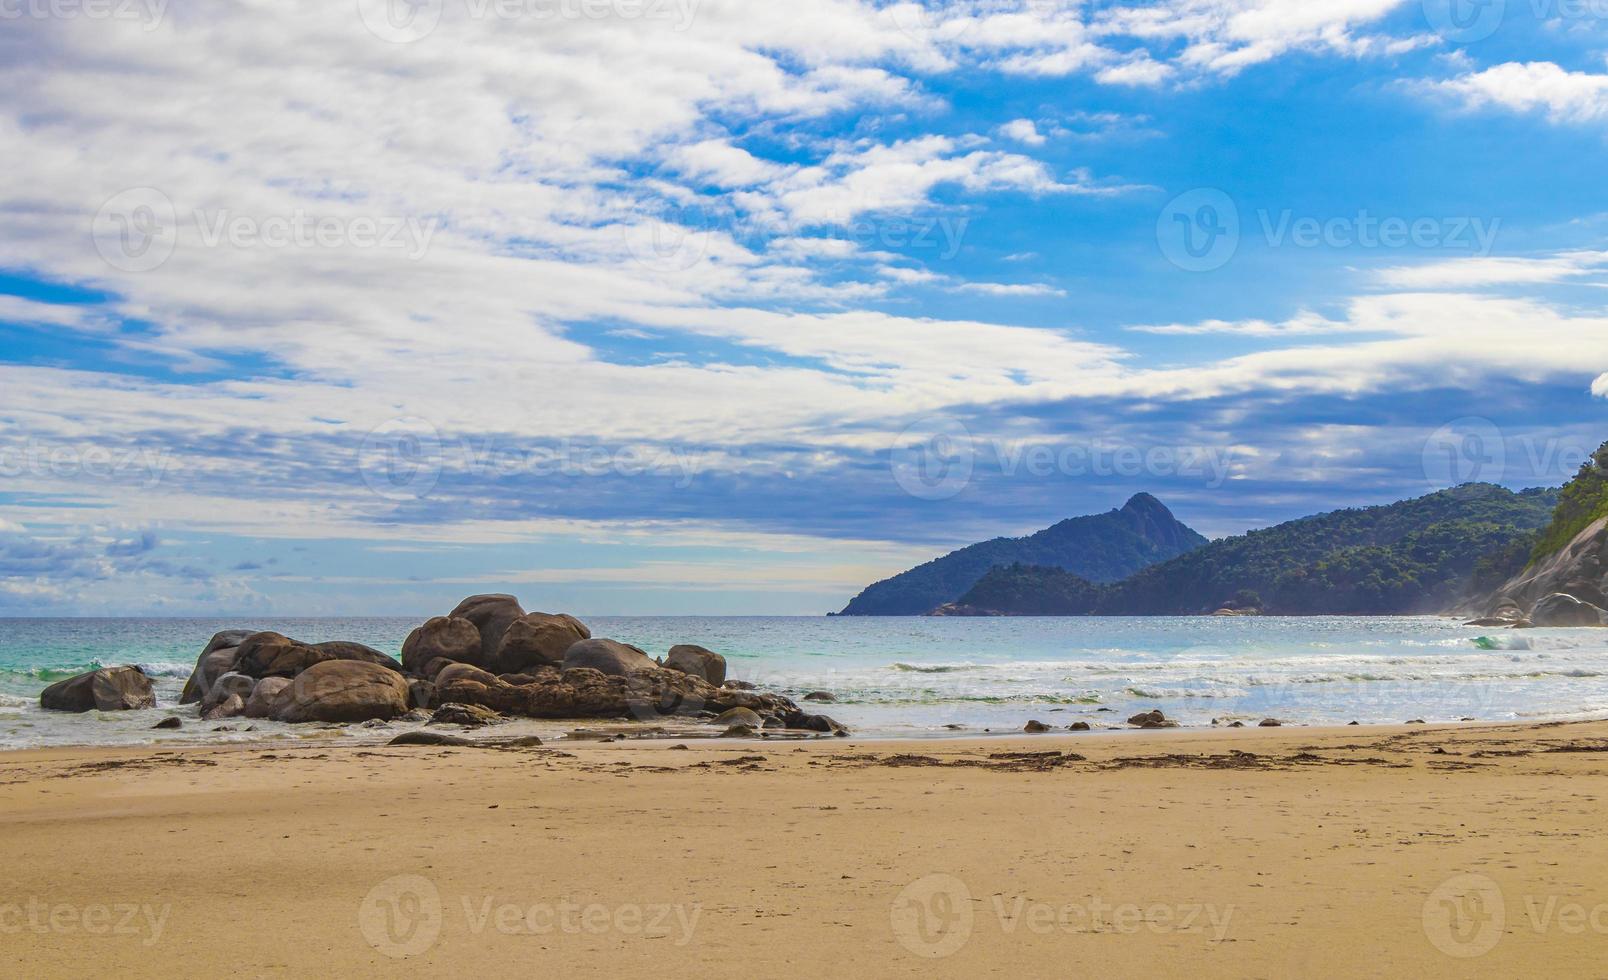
[4,720,1607,977]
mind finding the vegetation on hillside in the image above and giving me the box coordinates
[1529,442,1608,561]
[839,493,1207,615]
[951,484,1559,616]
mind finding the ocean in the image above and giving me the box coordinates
[1,615,1604,749]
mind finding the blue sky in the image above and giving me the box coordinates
[2,0,1608,615]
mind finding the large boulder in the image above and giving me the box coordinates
[401,616,483,673]
[202,694,245,721]
[234,631,401,679]
[664,644,726,686]
[1486,518,1608,616]
[448,594,527,665]
[562,638,656,677]
[180,629,254,704]
[41,666,156,713]
[270,660,411,724]
[434,662,501,689]
[243,677,292,719]
[1530,593,1608,627]
[434,663,808,725]
[492,613,590,674]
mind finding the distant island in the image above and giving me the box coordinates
[837,493,1207,616]
[840,480,1572,617]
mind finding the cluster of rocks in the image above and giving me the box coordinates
[39,594,849,737]
[1470,592,1608,629]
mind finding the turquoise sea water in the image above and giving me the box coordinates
[2,616,1605,748]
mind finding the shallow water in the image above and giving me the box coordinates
[1,616,1604,748]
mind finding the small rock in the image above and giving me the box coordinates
[713,707,764,728]
[1024,720,1051,733]
[389,731,473,747]
[430,702,503,728]
[803,691,837,703]
[669,743,689,750]
[721,724,758,737]
[1228,721,1245,728]
[723,680,757,691]
[1128,709,1166,727]
[153,716,182,730]
[1068,722,1091,732]
[1258,718,1282,728]
[202,693,245,721]
[1406,719,1426,725]
[1348,721,1360,726]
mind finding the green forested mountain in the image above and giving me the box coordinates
[949,483,1559,616]
[838,493,1207,615]
[1529,443,1608,561]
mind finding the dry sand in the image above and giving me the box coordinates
[4,720,1608,977]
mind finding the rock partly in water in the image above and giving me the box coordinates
[243,677,292,719]
[802,691,837,703]
[493,613,591,675]
[1024,720,1051,733]
[1069,722,1092,732]
[663,644,726,686]
[271,660,411,724]
[41,666,156,713]
[203,672,257,713]
[202,693,245,721]
[1127,709,1167,727]
[562,638,657,678]
[153,716,182,730]
[1530,592,1608,627]
[180,629,254,704]
[1258,718,1283,728]
[401,616,484,674]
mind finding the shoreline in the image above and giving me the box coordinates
[6,718,1608,975]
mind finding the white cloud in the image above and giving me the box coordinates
[1431,62,1608,124]
[998,118,1046,145]
[1374,252,1608,288]
[1596,374,1608,398]
[954,281,1067,297]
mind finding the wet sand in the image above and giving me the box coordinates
[3,720,1607,977]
